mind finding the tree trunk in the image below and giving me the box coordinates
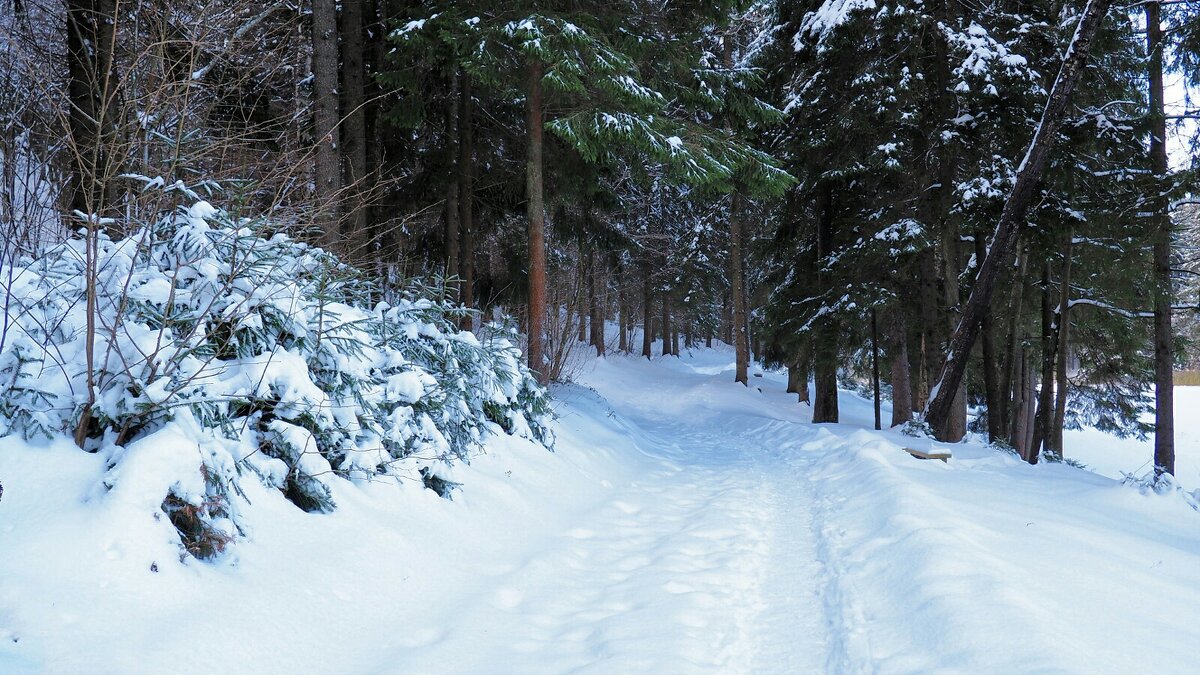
[889,309,913,427]
[459,74,476,326]
[590,251,605,355]
[813,183,839,422]
[999,251,1028,445]
[872,308,882,430]
[577,254,589,343]
[731,190,749,383]
[444,75,460,285]
[661,293,672,357]
[1147,1,1174,479]
[312,0,342,252]
[642,270,653,359]
[977,234,1003,442]
[1029,260,1058,463]
[924,0,1114,440]
[798,346,812,405]
[1011,346,1030,459]
[525,62,547,383]
[66,0,118,221]
[618,275,630,353]
[340,0,368,262]
[1051,230,1073,456]
[940,224,967,442]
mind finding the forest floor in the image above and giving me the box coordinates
[2,342,1200,673]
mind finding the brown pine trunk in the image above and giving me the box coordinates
[340,0,368,262]
[525,62,547,383]
[924,0,1114,440]
[812,184,839,423]
[798,347,812,405]
[977,235,1003,442]
[459,75,476,326]
[642,271,653,359]
[1029,260,1058,463]
[661,294,672,357]
[889,309,913,427]
[577,255,589,343]
[444,75,460,286]
[730,190,749,383]
[66,0,118,221]
[312,0,342,252]
[1147,1,1175,478]
[618,278,630,353]
[1051,230,1073,455]
[590,251,605,355]
[999,251,1028,445]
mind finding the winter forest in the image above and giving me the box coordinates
[2,0,1200,672]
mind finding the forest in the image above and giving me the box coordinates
[3,1,1200,671]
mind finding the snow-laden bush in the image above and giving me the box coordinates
[0,199,551,556]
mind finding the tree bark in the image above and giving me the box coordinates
[444,74,460,286]
[1029,261,1058,463]
[66,0,118,221]
[642,270,653,359]
[525,62,547,383]
[312,0,342,252]
[1051,230,1073,455]
[1147,1,1175,478]
[924,0,1113,440]
[813,183,839,423]
[889,309,913,427]
[661,293,672,357]
[731,190,749,383]
[459,74,475,326]
[590,251,605,355]
[977,234,1003,442]
[872,308,882,430]
[340,0,368,262]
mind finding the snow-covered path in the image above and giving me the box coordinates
[395,358,832,673]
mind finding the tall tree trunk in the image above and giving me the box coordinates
[444,74,460,285]
[312,0,342,252]
[798,346,812,405]
[590,251,605,355]
[1011,346,1030,459]
[940,225,967,441]
[642,270,653,359]
[813,184,839,423]
[662,293,672,357]
[459,75,475,326]
[340,0,368,262]
[1051,230,1073,455]
[618,274,630,353]
[977,234,1003,442]
[889,308,913,427]
[999,251,1028,445]
[525,62,547,383]
[66,0,118,221]
[577,253,589,343]
[1029,260,1058,463]
[924,0,1114,440]
[588,251,604,353]
[730,190,749,383]
[872,308,882,430]
[1147,1,1174,478]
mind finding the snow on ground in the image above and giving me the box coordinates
[1065,387,1200,484]
[2,342,1199,673]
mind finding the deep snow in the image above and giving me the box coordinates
[2,343,1199,673]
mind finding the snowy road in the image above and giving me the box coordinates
[398,357,835,673]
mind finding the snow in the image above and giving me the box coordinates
[3,340,1200,672]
